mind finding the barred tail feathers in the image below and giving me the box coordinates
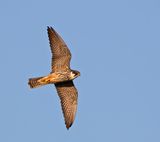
[28,77,44,88]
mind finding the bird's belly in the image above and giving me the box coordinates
[38,73,69,84]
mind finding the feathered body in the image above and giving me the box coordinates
[29,70,80,88]
[28,27,80,129]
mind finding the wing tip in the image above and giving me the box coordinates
[47,26,51,31]
[66,122,73,130]
[47,26,54,31]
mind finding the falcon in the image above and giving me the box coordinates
[28,27,80,129]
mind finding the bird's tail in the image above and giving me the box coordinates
[28,76,45,88]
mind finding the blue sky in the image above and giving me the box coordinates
[0,0,160,142]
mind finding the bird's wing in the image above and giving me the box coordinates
[55,81,78,129]
[47,27,71,72]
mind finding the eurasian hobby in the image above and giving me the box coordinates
[28,27,80,129]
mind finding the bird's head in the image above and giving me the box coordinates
[70,70,80,79]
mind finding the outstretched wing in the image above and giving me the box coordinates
[55,81,78,129]
[47,27,71,72]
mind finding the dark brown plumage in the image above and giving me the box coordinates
[28,27,80,129]
[55,81,78,129]
[47,27,71,72]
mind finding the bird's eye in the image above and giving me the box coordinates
[74,72,77,75]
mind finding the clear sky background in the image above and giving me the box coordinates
[0,0,160,142]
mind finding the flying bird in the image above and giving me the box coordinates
[28,27,80,129]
